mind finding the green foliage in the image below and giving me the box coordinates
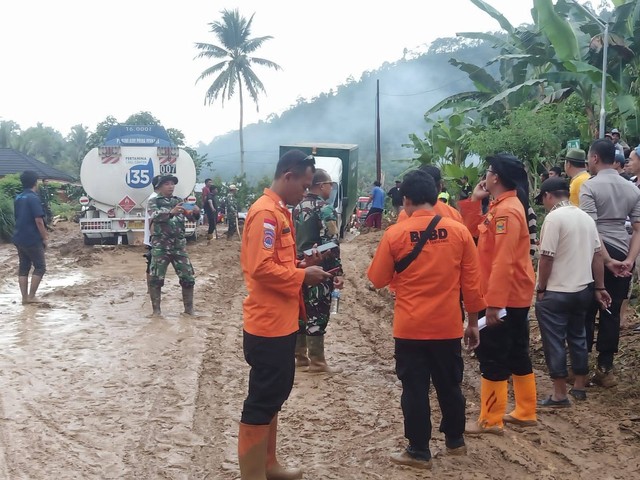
[0,193,14,242]
[86,116,118,151]
[430,0,640,140]
[0,120,21,148]
[125,111,161,126]
[183,146,211,178]
[0,174,23,199]
[406,113,477,168]
[441,163,482,200]
[50,201,80,222]
[61,183,86,202]
[533,0,580,62]
[467,105,578,186]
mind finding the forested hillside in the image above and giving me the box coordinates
[198,38,496,183]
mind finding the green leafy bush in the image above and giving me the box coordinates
[51,201,80,221]
[0,193,15,242]
[0,174,22,199]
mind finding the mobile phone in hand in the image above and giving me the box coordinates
[303,241,338,257]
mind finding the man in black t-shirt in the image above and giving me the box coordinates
[388,180,403,216]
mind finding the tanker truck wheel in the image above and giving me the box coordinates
[187,230,198,243]
[83,235,100,246]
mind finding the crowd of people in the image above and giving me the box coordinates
[10,135,640,478]
[232,138,640,477]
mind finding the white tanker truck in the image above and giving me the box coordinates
[79,125,198,245]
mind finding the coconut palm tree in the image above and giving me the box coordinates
[195,9,281,175]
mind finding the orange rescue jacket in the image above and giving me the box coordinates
[397,201,463,224]
[241,189,306,337]
[367,209,486,340]
[458,191,535,308]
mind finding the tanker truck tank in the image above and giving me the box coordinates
[79,125,197,245]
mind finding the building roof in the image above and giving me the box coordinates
[0,148,76,182]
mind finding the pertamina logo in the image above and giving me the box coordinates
[118,195,136,213]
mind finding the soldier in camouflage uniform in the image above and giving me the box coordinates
[148,175,200,316]
[226,184,239,240]
[293,169,344,373]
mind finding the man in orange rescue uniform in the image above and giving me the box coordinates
[459,153,537,435]
[238,150,332,480]
[368,170,486,470]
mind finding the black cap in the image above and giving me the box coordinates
[487,154,527,190]
[157,175,179,187]
[535,177,569,204]
[151,175,162,189]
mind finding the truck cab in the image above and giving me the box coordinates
[279,143,358,237]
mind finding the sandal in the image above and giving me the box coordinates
[538,396,571,408]
[569,389,587,401]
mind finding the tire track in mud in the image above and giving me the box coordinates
[190,240,248,479]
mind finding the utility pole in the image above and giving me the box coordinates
[375,79,382,182]
[570,0,609,138]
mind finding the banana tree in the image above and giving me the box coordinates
[429,0,638,139]
[406,113,478,167]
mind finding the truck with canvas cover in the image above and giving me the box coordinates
[278,143,358,237]
[79,125,197,245]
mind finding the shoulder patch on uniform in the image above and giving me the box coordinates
[495,216,508,234]
[263,228,275,249]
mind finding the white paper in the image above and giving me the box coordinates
[477,309,507,330]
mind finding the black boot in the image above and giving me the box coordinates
[149,286,162,316]
[182,286,194,315]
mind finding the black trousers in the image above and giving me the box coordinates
[394,338,465,452]
[205,208,217,235]
[241,331,296,425]
[585,243,632,369]
[475,307,532,381]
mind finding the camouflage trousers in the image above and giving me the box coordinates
[299,279,333,336]
[150,247,195,288]
[227,216,238,238]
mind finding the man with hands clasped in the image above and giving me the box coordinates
[579,139,640,387]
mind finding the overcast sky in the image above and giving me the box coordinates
[1,1,587,146]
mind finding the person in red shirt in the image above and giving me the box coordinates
[238,150,332,479]
[459,154,537,435]
[368,170,485,470]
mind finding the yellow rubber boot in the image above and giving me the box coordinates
[465,378,507,436]
[504,373,537,426]
[238,423,269,480]
[265,414,302,480]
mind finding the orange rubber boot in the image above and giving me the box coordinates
[504,373,537,426]
[238,422,269,480]
[465,378,507,436]
[265,414,303,480]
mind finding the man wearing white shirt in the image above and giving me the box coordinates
[535,178,610,406]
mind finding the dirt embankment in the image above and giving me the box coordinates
[0,223,638,479]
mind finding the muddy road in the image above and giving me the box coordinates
[0,223,639,479]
